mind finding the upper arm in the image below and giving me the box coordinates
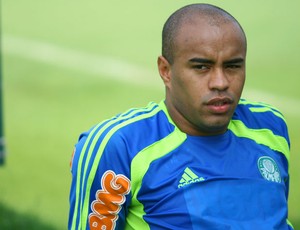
[69,127,132,230]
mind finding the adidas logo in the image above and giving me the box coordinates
[178,167,205,188]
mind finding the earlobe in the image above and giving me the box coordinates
[157,55,171,84]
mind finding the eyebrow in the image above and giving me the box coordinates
[223,58,245,65]
[188,57,245,65]
[188,58,214,64]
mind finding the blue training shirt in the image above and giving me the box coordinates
[69,99,293,230]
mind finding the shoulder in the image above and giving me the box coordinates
[81,101,162,138]
[234,99,286,123]
[76,101,175,159]
[232,98,289,142]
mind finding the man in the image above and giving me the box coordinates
[69,3,293,230]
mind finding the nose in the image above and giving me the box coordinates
[208,68,229,91]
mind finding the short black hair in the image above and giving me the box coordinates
[162,3,247,64]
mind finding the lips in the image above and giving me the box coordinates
[206,97,233,114]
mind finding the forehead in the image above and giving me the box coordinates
[174,17,246,58]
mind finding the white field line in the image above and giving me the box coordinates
[3,34,300,117]
[2,35,160,87]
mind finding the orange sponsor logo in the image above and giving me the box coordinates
[89,170,131,230]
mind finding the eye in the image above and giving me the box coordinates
[193,65,209,70]
[226,64,241,69]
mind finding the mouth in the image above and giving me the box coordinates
[205,97,233,114]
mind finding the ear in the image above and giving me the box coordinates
[157,55,172,86]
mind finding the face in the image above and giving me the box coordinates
[158,18,246,136]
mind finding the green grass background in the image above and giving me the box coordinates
[1,0,299,229]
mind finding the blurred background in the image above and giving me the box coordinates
[1,0,299,229]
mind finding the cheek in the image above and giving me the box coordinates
[172,75,200,99]
[169,77,192,109]
[176,83,207,114]
[229,74,245,93]
[235,77,246,94]
[169,67,209,103]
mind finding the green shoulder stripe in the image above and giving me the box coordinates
[239,99,286,121]
[71,121,106,230]
[248,107,286,122]
[239,99,280,111]
[228,120,290,165]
